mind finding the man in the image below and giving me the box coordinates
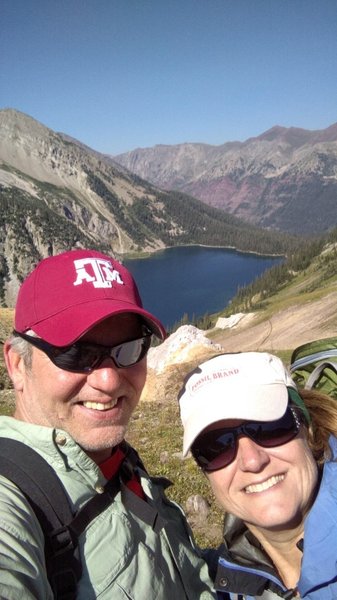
[1,249,215,599]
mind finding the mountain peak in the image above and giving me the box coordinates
[114,121,337,236]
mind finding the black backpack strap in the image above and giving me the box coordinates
[67,475,121,537]
[120,440,147,473]
[119,440,173,532]
[0,438,81,600]
[0,438,173,597]
[0,440,138,597]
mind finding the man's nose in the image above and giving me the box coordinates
[86,357,121,391]
[236,436,271,472]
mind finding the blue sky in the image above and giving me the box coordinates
[1,0,337,154]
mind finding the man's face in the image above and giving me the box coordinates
[12,314,147,463]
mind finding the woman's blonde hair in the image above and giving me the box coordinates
[299,388,337,465]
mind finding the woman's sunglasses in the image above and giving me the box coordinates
[191,407,301,472]
[13,328,153,373]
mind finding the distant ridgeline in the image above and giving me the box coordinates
[114,122,337,237]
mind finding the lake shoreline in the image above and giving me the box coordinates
[119,243,285,262]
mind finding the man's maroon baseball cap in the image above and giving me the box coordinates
[14,249,166,345]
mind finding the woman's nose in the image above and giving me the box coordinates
[236,436,271,472]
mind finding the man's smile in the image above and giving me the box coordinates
[82,399,119,411]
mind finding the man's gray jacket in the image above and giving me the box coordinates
[0,416,216,599]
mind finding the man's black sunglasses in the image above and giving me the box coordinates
[13,328,153,373]
[191,407,301,472]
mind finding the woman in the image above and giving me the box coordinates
[178,351,337,600]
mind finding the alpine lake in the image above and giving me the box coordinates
[124,245,282,330]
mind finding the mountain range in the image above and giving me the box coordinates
[114,123,337,235]
[0,108,296,306]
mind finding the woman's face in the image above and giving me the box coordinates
[205,419,319,531]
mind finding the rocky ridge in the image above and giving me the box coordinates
[114,123,337,235]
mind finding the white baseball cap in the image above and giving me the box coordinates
[178,352,298,456]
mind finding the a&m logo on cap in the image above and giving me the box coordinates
[73,258,124,289]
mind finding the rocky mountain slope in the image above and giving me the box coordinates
[114,123,337,235]
[0,109,299,306]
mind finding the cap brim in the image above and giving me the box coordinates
[31,300,166,345]
[182,382,289,456]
